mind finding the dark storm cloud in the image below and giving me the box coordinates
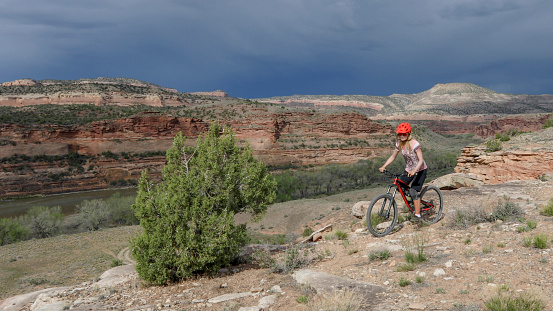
[1,0,552,98]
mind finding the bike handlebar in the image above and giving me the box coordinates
[381,170,415,178]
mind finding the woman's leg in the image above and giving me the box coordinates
[414,198,421,215]
[411,169,427,217]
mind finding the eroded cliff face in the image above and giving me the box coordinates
[454,127,553,184]
[0,112,391,198]
[0,93,188,107]
[474,114,550,137]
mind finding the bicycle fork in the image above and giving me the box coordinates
[378,186,397,219]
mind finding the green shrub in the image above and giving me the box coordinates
[75,199,111,231]
[302,227,314,237]
[0,218,30,245]
[399,277,411,287]
[522,237,533,247]
[329,230,348,240]
[110,259,124,268]
[404,233,427,264]
[251,248,275,269]
[541,199,553,216]
[490,198,524,222]
[532,234,550,249]
[130,124,276,285]
[106,193,138,226]
[485,291,546,311]
[485,139,502,152]
[271,245,318,274]
[450,207,487,228]
[19,206,64,238]
[542,117,553,129]
[369,248,391,261]
[482,245,494,254]
[495,133,510,142]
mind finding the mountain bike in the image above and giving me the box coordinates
[366,170,443,237]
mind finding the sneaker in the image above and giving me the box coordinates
[412,215,422,223]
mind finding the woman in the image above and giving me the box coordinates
[379,122,427,220]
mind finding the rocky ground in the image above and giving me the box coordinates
[2,178,553,311]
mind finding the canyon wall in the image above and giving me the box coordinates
[0,112,391,198]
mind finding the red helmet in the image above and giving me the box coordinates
[396,122,411,134]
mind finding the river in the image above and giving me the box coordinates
[0,188,138,219]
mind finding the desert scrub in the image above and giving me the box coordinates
[522,234,550,249]
[328,230,348,240]
[449,198,523,229]
[485,291,546,311]
[490,197,524,222]
[110,259,123,268]
[396,233,427,271]
[404,233,427,264]
[306,289,363,311]
[368,247,392,261]
[450,207,487,228]
[485,139,502,152]
[482,245,494,254]
[399,277,411,287]
[532,234,550,249]
[517,220,537,233]
[251,247,275,269]
[540,198,553,216]
[302,227,314,237]
[271,245,320,274]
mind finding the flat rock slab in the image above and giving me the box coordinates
[94,264,137,288]
[0,287,71,311]
[292,269,385,306]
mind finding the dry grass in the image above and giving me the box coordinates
[0,226,140,299]
[304,289,364,311]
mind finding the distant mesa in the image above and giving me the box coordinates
[1,78,232,98]
[420,83,497,96]
[1,79,42,87]
[190,90,229,97]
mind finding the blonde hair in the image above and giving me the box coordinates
[396,133,413,152]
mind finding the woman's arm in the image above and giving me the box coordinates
[379,150,399,172]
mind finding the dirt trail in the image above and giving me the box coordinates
[117,247,136,265]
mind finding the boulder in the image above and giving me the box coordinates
[429,173,483,190]
[351,201,371,219]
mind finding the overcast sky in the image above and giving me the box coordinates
[1,0,552,98]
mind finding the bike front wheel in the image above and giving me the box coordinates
[420,185,443,224]
[366,194,398,237]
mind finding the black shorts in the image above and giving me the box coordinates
[399,169,427,196]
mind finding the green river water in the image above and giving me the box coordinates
[0,187,138,219]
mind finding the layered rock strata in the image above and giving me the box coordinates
[454,128,553,183]
[0,113,390,198]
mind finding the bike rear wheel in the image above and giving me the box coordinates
[366,194,398,237]
[420,185,443,224]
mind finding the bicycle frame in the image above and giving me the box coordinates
[384,171,432,212]
[367,170,443,237]
[386,177,414,210]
